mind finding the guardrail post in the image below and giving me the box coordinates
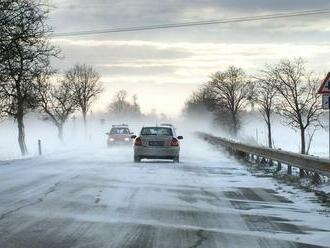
[260,157,267,165]
[38,139,42,156]
[312,173,321,185]
[250,154,254,163]
[269,159,273,166]
[299,168,305,178]
[243,152,249,161]
[277,161,282,171]
[256,155,260,165]
[287,165,292,175]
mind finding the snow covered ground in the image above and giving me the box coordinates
[238,112,328,158]
[0,133,329,247]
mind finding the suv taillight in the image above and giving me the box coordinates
[171,138,179,147]
[134,137,142,146]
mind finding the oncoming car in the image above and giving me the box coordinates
[106,124,132,147]
[131,125,183,163]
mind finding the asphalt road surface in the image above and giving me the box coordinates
[0,139,329,248]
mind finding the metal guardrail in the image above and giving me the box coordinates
[198,132,330,178]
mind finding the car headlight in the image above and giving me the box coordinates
[109,138,115,142]
[124,137,130,141]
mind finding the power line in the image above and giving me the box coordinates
[51,8,330,37]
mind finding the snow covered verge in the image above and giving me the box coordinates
[200,132,330,206]
[237,113,330,198]
[187,111,328,158]
[0,114,108,161]
[181,110,329,199]
[238,112,328,158]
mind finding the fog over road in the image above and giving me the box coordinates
[0,137,329,248]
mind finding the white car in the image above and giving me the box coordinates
[131,125,183,163]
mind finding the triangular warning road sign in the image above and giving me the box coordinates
[318,72,330,94]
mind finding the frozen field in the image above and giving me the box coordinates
[238,113,329,158]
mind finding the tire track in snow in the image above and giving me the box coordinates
[189,229,208,248]
[0,175,79,222]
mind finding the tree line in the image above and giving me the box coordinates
[184,58,323,155]
[0,0,146,156]
[0,1,104,155]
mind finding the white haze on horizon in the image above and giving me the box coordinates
[0,111,328,162]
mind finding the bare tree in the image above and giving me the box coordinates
[267,58,322,154]
[110,90,129,113]
[183,85,215,116]
[65,64,102,126]
[108,90,142,117]
[131,94,141,114]
[0,0,59,155]
[208,66,254,135]
[36,75,77,141]
[253,75,278,148]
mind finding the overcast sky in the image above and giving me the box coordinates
[49,0,330,116]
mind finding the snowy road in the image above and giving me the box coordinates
[0,138,329,248]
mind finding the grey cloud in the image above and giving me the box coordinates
[97,65,178,76]
[51,41,192,73]
[205,0,330,12]
[49,0,330,46]
[50,0,330,27]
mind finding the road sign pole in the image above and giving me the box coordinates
[319,73,330,158]
[317,72,330,158]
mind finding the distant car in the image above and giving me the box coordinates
[106,124,132,147]
[131,125,183,163]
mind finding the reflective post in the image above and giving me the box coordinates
[38,139,42,156]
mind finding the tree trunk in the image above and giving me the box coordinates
[57,124,63,141]
[82,111,87,127]
[81,105,88,128]
[300,127,306,154]
[232,112,239,136]
[266,115,272,149]
[17,112,27,156]
[82,110,87,138]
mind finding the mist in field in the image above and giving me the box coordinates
[0,112,194,160]
[0,107,328,162]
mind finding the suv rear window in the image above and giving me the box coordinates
[141,127,173,136]
[110,128,130,135]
